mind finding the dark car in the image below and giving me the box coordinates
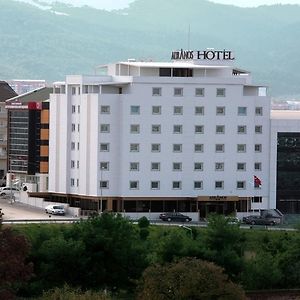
[242,215,277,226]
[159,212,192,222]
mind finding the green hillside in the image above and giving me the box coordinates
[0,0,299,96]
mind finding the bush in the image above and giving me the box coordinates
[138,216,150,228]
[137,257,246,300]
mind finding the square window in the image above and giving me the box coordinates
[215,162,224,171]
[174,106,183,115]
[130,181,139,189]
[172,181,182,189]
[152,87,161,96]
[215,181,224,189]
[130,105,140,114]
[100,124,110,133]
[237,181,246,189]
[194,181,203,189]
[237,163,246,171]
[152,124,161,133]
[255,144,262,152]
[100,181,109,189]
[195,106,204,115]
[152,106,161,114]
[238,107,247,116]
[254,162,262,171]
[151,162,160,171]
[151,181,160,190]
[174,87,183,96]
[194,162,203,171]
[216,144,224,152]
[237,144,246,153]
[173,162,182,171]
[216,125,225,134]
[130,124,140,133]
[100,162,109,170]
[216,106,225,115]
[130,143,139,152]
[255,107,263,116]
[100,143,109,152]
[255,125,262,134]
[194,144,204,152]
[195,88,205,97]
[216,88,226,97]
[100,105,110,114]
[151,144,161,152]
[173,125,183,134]
[130,162,139,171]
[237,125,247,134]
[195,125,204,134]
[173,144,182,152]
[252,196,262,203]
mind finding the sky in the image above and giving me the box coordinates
[17,0,300,10]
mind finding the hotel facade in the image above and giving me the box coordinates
[47,49,278,218]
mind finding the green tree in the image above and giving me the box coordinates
[201,214,245,279]
[68,213,147,290]
[137,257,246,300]
[242,251,282,290]
[0,228,33,299]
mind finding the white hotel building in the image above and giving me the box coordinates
[48,50,273,218]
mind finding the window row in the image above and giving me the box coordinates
[100,105,263,116]
[151,87,225,97]
[98,180,260,190]
[114,124,264,134]
[97,143,263,153]
[99,161,262,172]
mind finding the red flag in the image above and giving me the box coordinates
[254,175,262,187]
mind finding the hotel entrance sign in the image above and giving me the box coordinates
[171,49,235,61]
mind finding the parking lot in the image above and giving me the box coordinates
[0,197,71,221]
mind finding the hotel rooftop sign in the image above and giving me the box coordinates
[171,49,235,61]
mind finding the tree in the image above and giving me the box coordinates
[201,214,245,278]
[0,227,33,299]
[137,257,246,300]
[68,213,147,290]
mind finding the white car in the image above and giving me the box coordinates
[0,186,20,196]
[45,204,65,215]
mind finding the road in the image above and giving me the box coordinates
[0,197,73,221]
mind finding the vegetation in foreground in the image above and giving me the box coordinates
[0,213,300,299]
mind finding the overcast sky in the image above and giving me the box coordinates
[17,0,300,10]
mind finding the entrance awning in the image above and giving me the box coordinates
[197,196,239,202]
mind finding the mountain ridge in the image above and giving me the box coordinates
[1,0,300,97]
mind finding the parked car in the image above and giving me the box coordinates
[0,186,19,196]
[242,215,278,226]
[45,205,65,215]
[159,212,192,222]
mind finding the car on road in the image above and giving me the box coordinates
[0,186,19,196]
[45,204,65,216]
[159,212,192,222]
[242,215,277,226]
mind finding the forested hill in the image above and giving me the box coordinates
[1,0,300,97]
